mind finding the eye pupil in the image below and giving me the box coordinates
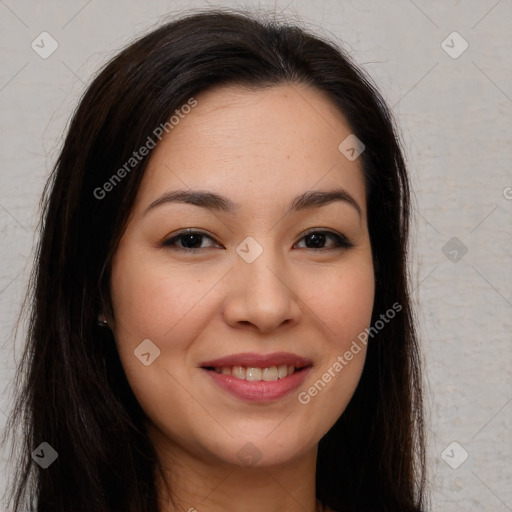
[164,230,350,252]
[306,233,326,249]
[181,234,202,248]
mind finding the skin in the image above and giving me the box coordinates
[108,83,375,512]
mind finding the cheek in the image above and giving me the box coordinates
[329,264,374,383]
[304,256,375,345]
[109,254,209,430]
[108,252,216,404]
[335,268,375,342]
[296,256,374,418]
[110,251,219,342]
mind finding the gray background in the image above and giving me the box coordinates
[1,1,511,510]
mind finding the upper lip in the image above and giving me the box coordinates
[199,352,313,369]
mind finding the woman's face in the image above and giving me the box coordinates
[109,84,374,468]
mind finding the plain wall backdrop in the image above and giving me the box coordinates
[0,1,511,510]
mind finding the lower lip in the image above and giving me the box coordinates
[201,366,313,403]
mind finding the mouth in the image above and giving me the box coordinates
[199,351,313,380]
[198,352,313,403]
[201,364,310,381]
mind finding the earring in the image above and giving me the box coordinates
[97,313,109,327]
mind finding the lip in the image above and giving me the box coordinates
[200,365,313,403]
[198,351,313,369]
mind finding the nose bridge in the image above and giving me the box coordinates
[224,234,300,331]
[236,234,289,295]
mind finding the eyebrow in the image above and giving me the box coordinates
[143,186,362,218]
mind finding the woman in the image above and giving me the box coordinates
[3,9,427,512]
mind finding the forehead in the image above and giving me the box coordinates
[132,83,367,218]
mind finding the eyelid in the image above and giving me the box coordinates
[161,228,354,252]
[296,228,354,249]
[161,228,221,249]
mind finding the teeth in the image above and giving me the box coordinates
[278,364,288,379]
[246,367,262,381]
[262,366,278,381]
[213,364,297,381]
[232,366,246,379]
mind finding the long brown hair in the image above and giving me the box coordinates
[2,8,426,512]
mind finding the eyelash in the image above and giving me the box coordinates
[161,229,354,253]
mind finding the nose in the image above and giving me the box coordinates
[222,245,302,334]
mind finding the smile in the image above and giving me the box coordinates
[207,364,297,381]
[199,352,313,403]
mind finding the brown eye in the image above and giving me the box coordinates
[162,230,221,252]
[295,230,354,250]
